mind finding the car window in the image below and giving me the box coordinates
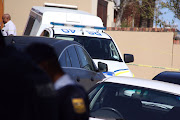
[67,46,80,68]
[59,50,71,67]
[59,50,66,67]
[89,82,180,120]
[55,36,74,41]
[75,45,95,71]
[89,83,180,111]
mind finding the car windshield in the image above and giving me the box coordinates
[54,35,122,62]
[88,82,180,120]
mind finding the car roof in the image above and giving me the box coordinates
[4,36,82,55]
[4,36,80,45]
[153,71,180,78]
[152,71,180,84]
[100,76,180,96]
[4,36,81,46]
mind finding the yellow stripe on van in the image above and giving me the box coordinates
[115,70,130,76]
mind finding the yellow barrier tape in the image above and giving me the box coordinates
[127,63,180,71]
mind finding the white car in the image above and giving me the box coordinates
[88,76,180,120]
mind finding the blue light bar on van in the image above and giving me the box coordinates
[73,25,86,28]
[94,26,106,30]
[50,22,65,26]
[50,22,106,30]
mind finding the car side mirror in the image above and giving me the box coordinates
[124,54,134,63]
[98,62,108,72]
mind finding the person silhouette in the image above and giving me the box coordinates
[0,32,57,120]
[25,42,90,120]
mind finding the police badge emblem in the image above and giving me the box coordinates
[72,98,86,114]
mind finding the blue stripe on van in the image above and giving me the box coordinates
[103,72,114,76]
[114,69,129,73]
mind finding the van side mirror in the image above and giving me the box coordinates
[98,62,108,72]
[124,54,134,63]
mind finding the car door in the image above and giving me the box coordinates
[75,45,105,90]
[59,45,104,91]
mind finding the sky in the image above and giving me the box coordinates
[153,0,180,31]
[154,8,180,31]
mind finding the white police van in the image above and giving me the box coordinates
[23,3,134,77]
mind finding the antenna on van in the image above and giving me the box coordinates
[44,3,78,10]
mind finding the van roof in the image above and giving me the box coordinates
[32,6,92,15]
[44,3,78,10]
[31,6,104,27]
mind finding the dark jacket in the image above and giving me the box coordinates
[0,46,57,120]
[56,84,89,120]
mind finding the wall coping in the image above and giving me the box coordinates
[106,27,180,44]
[106,27,176,32]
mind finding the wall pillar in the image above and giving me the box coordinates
[107,1,114,27]
[91,0,98,16]
[0,0,4,28]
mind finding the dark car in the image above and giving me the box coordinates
[4,36,107,91]
[152,71,180,85]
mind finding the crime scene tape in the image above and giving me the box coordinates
[127,63,180,71]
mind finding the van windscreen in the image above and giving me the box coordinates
[55,35,122,62]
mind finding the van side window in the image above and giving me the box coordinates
[24,13,42,36]
[24,16,35,35]
[109,41,120,60]
[40,30,50,37]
